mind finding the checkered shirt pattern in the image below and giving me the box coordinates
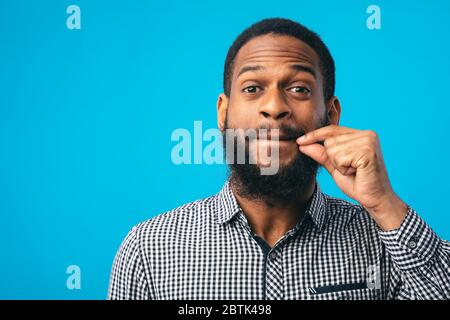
[108,180,450,300]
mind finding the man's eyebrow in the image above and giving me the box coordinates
[237,65,265,78]
[289,64,316,79]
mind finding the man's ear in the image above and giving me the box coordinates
[326,96,341,125]
[217,93,229,132]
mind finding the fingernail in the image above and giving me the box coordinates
[297,135,306,143]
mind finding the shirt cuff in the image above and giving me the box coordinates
[377,206,440,271]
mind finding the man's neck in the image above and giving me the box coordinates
[231,181,316,248]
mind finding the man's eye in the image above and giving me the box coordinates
[242,86,262,94]
[288,86,311,94]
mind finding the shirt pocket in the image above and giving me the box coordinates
[309,287,382,300]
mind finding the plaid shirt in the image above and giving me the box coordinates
[108,180,450,300]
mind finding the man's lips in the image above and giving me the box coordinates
[256,134,299,141]
[253,138,298,147]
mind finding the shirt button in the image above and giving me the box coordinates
[269,252,277,260]
[407,240,417,249]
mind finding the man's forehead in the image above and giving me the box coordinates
[233,34,319,71]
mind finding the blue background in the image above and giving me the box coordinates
[1,0,449,299]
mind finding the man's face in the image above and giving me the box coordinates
[224,34,329,167]
[218,34,339,204]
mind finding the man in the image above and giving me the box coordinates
[108,18,450,300]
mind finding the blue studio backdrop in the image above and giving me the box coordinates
[1,0,449,299]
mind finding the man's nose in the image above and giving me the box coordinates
[259,90,292,120]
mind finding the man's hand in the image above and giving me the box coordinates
[297,125,408,231]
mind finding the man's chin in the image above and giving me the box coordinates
[228,153,319,205]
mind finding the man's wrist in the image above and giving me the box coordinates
[364,192,408,231]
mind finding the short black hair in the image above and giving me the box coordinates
[223,18,335,101]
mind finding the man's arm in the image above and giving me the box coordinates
[378,207,450,300]
[297,125,449,299]
[107,224,152,300]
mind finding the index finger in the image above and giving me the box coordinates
[296,125,355,145]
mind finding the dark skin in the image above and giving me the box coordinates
[217,34,407,247]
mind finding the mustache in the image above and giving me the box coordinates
[223,124,326,146]
[261,124,305,139]
[247,124,306,141]
[223,124,307,143]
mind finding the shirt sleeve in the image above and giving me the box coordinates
[107,225,152,300]
[377,206,450,299]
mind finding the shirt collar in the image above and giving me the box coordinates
[215,179,328,232]
[215,179,242,225]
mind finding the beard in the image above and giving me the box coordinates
[223,117,328,206]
